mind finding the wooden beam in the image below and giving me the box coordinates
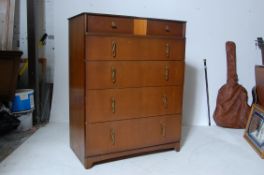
[27,0,40,124]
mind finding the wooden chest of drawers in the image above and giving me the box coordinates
[69,13,186,168]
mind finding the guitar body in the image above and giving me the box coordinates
[252,86,258,104]
[213,41,250,128]
[214,83,250,128]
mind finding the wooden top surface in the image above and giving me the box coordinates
[68,12,186,23]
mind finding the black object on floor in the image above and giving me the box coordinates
[0,111,20,135]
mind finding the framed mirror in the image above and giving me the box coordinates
[244,104,264,158]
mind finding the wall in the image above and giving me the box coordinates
[51,0,264,125]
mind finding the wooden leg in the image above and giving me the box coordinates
[174,142,181,152]
[85,159,94,169]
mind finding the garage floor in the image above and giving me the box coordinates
[0,129,36,162]
[0,122,263,175]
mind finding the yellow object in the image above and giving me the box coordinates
[19,59,28,76]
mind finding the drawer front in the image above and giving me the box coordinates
[86,61,184,89]
[86,35,185,61]
[147,20,185,37]
[86,86,183,123]
[86,115,181,156]
[87,15,133,34]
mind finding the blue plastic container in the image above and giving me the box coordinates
[11,89,34,112]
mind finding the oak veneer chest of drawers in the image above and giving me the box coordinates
[69,13,186,168]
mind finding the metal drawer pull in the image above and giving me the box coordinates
[164,64,169,81]
[111,67,116,84]
[162,95,168,109]
[165,25,170,32]
[111,21,117,29]
[166,43,170,58]
[110,128,116,145]
[160,123,166,137]
[112,41,117,57]
[111,97,116,113]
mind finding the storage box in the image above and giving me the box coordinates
[16,112,33,131]
[11,89,34,112]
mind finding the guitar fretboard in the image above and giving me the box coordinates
[256,37,264,65]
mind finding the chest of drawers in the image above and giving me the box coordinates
[69,13,186,168]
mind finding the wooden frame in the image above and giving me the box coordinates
[244,104,264,158]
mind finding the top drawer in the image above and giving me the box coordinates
[147,20,185,37]
[87,15,133,34]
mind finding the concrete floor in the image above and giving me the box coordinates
[0,122,263,175]
[0,128,36,162]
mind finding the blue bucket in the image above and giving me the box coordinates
[11,89,34,112]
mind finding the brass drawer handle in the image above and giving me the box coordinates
[165,25,170,32]
[164,64,169,81]
[111,67,116,84]
[166,43,170,58]
[111,21,117,29]
[160,123,166,137]
[110,128,116,145]
[111,97,116,113]
[162,95,168,109]
[112,41,117,57]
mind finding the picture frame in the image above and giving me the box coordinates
[244,104,264,158]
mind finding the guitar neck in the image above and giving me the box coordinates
[257,37,264,65]
[261,48,264,65]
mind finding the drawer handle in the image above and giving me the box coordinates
[160,123,166,137]
[162,95,168,109]
[166,43,170,58]
[110,128,116,145]
[111,21,117,29]
[112,41,117,57]
[111,67,116,84]
[111,97,116,113]
[165,25,170,32]
[164,64,169,81]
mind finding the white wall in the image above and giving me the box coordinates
[51,0,264,125]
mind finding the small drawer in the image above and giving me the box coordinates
[87,15,133,34]
[147,20,185,37]
[86,115,181,156]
